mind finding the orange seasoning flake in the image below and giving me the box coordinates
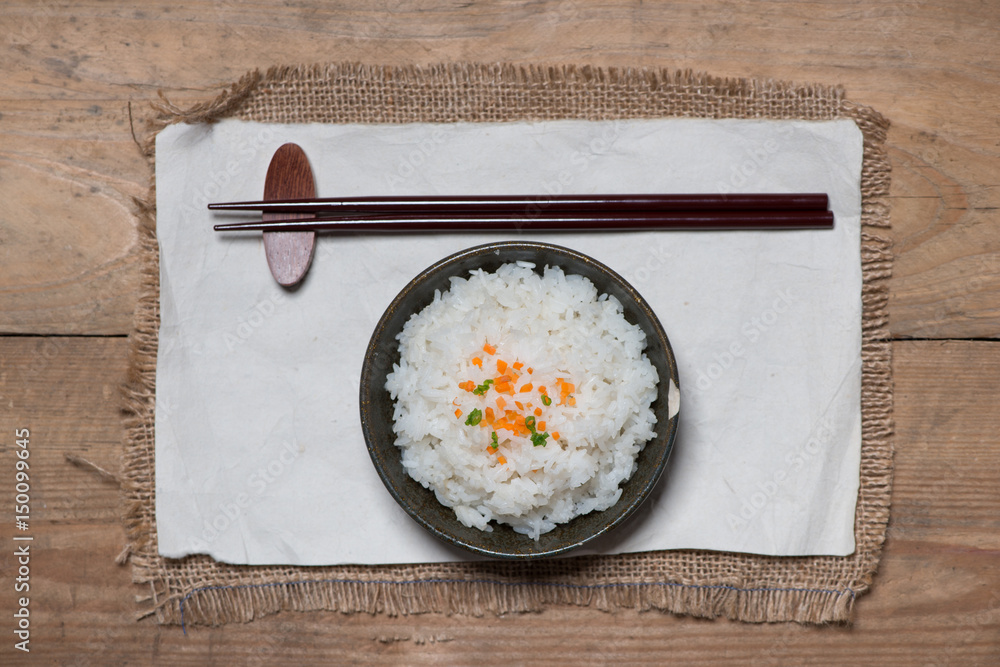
[556,378,575,406]
[455,341,576,464]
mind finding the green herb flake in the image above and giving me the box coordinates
[541,394,552,406]
[524,415,537,431]
[472,379,494,395]
[530,431,549,447]
[465,408,483,426]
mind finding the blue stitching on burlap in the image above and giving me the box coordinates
[179,578,856,634]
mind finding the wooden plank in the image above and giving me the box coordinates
[0,1,997,337]
[1,336,997,664]
[0,100,146,334]
[1,2,997,101]
[0,336,127,523]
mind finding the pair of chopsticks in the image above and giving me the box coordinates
[209,193,833,233]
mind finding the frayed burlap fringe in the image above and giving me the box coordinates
[121,62,893,628]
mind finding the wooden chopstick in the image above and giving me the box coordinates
[208,193,830,215]
[213,209,834,233]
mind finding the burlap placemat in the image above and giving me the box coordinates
[122,63,893,627]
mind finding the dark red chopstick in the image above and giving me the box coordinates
[213,209,833,233]
[208,193,829,216]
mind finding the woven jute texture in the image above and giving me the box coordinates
[123,63,893,627]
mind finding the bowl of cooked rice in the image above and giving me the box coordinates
[360,241,680,559]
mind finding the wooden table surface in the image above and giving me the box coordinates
[1,1,998,664]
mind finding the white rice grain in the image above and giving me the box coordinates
[385,262,658,539]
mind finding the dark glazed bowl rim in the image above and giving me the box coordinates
[359,241,680,559]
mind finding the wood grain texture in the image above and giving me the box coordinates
[0,100,146,334]
[262,142,317,287]
[1,338,997,665]
[0,1,997,336]
[0,0,998,663]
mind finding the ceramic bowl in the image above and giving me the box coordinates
[359,241,679,559]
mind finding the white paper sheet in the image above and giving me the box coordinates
[154,118,863,565]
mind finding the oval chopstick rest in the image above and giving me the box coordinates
[262,143,317,287]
